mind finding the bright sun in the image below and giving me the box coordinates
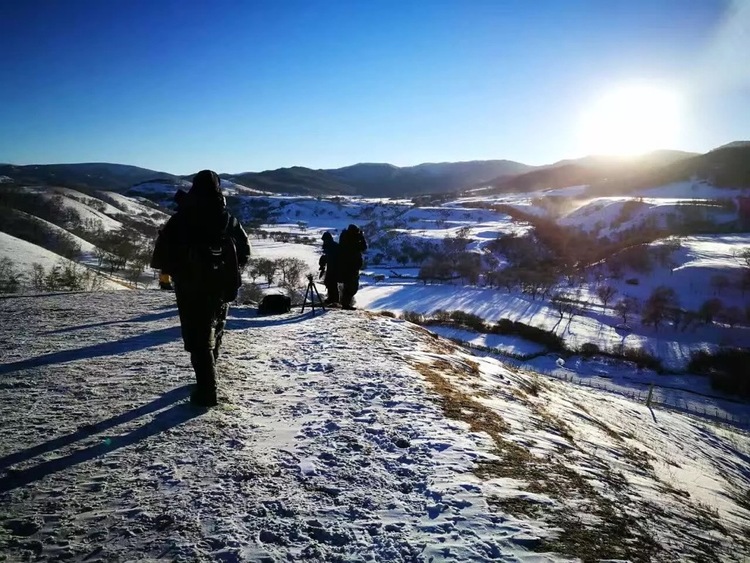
[579,84,682,156]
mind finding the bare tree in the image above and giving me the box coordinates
[710,274,730,296]
[0,258,22,293]
[30,263,46,290]
[596,285,618,310]
[277,257,307,288]
[698,298,724,324]
[256,258,277,286]
[614,296,639,325]
[641,286,679,331]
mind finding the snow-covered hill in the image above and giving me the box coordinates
[0,291,748,561]
[0,232,125,290]
[35,187,126,232]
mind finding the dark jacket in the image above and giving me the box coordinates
[151,184,251,292]
[319,238,340,284]
[338,225,367,274]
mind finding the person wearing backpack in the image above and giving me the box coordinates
[338,224,367,310]
[318,231,340,305]
[151,170,251,407]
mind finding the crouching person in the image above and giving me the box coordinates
[151,170,251,407]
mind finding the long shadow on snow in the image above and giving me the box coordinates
[0,386,198,493]
[39,309,179,335]
[0,385,192,471]
[0,326,182,375]
[226,310,329,330]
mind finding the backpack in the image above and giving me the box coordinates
[258,294,291,315]
[185,218,241,303]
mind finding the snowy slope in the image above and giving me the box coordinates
[48,187,124,216]
[2,209,99,256]
[97,191,170,225]
[34,189,124,232]
[0,232,125,290]
[0,292,748,562]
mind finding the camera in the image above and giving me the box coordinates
[306,273,314,282]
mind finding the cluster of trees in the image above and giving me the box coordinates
[0,257,105,293]
[248,229,317,246]
[689,349,750,398]
[244,257,309,289]
[88,227,151,278]
[403,308,565,351]
[591,282,750,331]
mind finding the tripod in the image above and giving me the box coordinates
[301,274,326,314]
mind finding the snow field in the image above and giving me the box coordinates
[0,291,748,561]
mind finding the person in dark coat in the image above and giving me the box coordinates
[318,231,340,304]
[151,170,251,407]
[338,224,367,309]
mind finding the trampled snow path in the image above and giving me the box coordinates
[1,291,749,562]
[0,292,542,561]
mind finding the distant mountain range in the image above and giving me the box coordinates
[2,142,749,197]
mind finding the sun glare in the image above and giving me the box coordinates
[579,84,682,156]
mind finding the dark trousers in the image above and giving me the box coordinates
[174,283,229,396]
[175,286,229,354]
[325,281,340,303]
[340,273,360,308]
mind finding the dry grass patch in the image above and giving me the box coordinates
[587,415,623,442]
[414,363,510,438]
[412,355,662,563]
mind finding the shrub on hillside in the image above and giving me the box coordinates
[432,309,451,322]
[492,319,564,351]
[402,310,424,324]
[579,343,600,357]
[689,349,750,398]
[0,258,22,293]
[448,310,486,332]
[29,260,104,292]
[621,347,663,372]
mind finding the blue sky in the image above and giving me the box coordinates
[0,0,747,174]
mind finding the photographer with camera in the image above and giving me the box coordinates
[318,231,340,305]
[338,224,367,310]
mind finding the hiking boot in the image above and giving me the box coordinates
[190,350,218,407]
[190,387,218,407]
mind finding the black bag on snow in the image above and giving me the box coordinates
[184,218,241,303]
[258,294,291,315]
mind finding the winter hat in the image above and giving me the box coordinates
[190,170,222,199]
[322,231,333,241]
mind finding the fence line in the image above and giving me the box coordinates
[451,338,750,430]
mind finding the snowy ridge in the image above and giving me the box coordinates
[0,291,748,561]
[97,191,170,225]
[36,188,124,232]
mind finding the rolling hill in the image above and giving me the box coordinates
[1,144,745,198]
[0,163,180,193]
